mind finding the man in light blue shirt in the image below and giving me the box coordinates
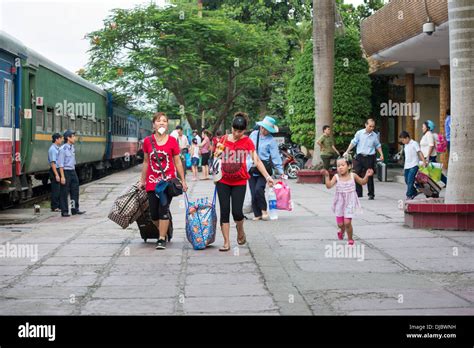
[249,116,284,220]
[344,119,384,200]
[48,133,63,212]
[445,109,451,152]
[57,130,85,217]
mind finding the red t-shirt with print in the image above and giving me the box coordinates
[143,135,180,192]
[219,135,255,186]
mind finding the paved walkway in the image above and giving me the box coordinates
[0,166,473,315]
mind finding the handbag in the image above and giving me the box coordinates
[108,182,149,229]
[274,180,293,211]
[149,135,183,197]
[249,130,273,176]
[185,187,218,250]
[212,135,227,183]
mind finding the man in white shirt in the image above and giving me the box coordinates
[399,131,427,200]
[171,125,189,175]
[192,130,202,145]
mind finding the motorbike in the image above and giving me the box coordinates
[279,144,301,179]
[286,143,307,168]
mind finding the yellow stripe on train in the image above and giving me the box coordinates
[35,133,107,143]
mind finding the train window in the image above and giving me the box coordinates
[63,114,69,132]
[36,107,44,132]
[76,117,81,135]
[70,118,75,133]
[54,110,61,132]
[3,79,13,126]
[46,107,53,133]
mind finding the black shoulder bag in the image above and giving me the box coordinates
[149,136,183,197]
[249,130,273,176]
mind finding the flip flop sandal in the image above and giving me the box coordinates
[237,233,246,245]
[219,246,231,252]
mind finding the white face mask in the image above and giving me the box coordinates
[157,127,166,135]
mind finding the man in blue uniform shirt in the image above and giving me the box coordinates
[48,133,63,212]
[57,130,85,217]
[343,118,384,200]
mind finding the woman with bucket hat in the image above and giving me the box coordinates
[249,116,284,221]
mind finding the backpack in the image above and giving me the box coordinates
[436,133,447,153]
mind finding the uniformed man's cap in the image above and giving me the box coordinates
[52,133,63,142]
[63,130,75,139]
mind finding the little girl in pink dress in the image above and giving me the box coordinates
[322,157,373,246]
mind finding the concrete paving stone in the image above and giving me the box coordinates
[400,257,474,273]
[187,255,254,264]
[30,265,102,276]
[185,283,269,298]
[93,285,178,299]
[183,295,277,314]
[320,288,471,312]
[366,237,462,249]
[186,262,258,274]
[346,307,474,315]
[295,259,403,273]
[54,244,123,257]
[294,272,437,291]
[0,257,40,265]
[114,255,183,265]
[123,244,183,257]
[449,236,474,247]
[286,246,389,261]
[381,246,474,259]
[444,288,474,303]
[101,274,178,286]
[185,273,262,286]
[353,228,438,239]
[108,263,181,275]
[81,298,175,315]
[43,256,112,265]
[15,275,98,287]
[0,299,75,315]
[0,265,29,275]
[1,286,89,299]
[70,238,129,244]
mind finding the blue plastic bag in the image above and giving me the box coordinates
[185,187,217,250]
[185,153,192,169]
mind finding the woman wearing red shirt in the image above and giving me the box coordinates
[140,112,188,250]
[216,112,274,251]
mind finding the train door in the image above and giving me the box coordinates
[0,62,14,180]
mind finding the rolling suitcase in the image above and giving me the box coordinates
[136,207,173,243]
[377,161,387,182]
[415,171,441,198]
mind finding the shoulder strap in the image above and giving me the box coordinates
[256,130,260,152]
[149,135,166,178]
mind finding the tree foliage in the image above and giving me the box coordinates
[84,3,284,131]
[287,27,372,149]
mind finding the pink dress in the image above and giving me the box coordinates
[332,173,361,218]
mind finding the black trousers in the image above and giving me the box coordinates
[249,174,267,217]
[216,182,246,224]
[353,154,376,198]
[147,191,172,221]
[60,170,80,214]
[49,168,60,210]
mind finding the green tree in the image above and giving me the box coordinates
[84,3,284,132]
[287,27,372,151]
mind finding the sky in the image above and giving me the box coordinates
[0,0,369,74]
